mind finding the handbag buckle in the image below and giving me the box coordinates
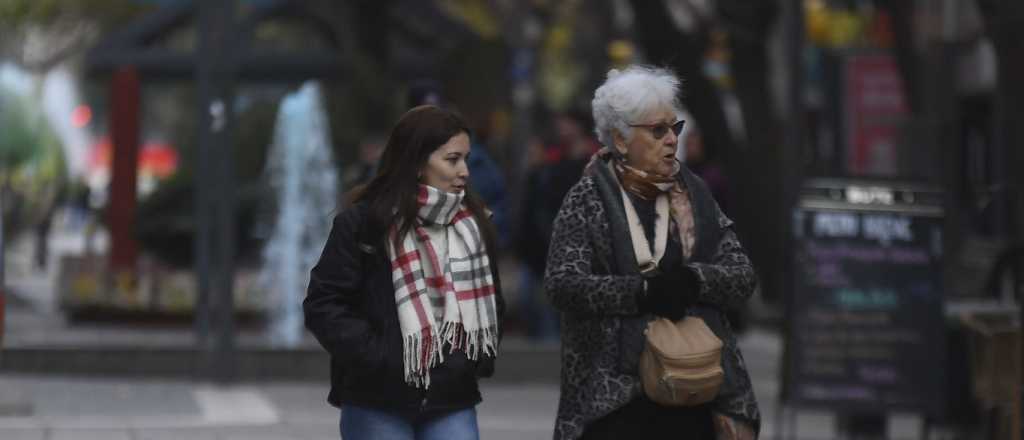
[639,262,659,276]
[660,376,676,401]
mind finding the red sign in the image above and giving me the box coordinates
[844,54,907,176]
[88,137,180,179]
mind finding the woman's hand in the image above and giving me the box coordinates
[640,260,699,321]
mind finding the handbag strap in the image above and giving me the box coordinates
[620,189,670,274]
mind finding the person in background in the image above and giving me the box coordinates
[682,121,749,333]
[304,105,505,440]
[517,109,599,341]
[544,65,759,440]
[682,122,731,218]
[342,134,386,191]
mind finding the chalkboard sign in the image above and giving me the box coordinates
[784,180,946,415]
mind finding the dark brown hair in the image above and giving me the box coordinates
[350,105,496,251]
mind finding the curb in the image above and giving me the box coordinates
[0,343,560,383]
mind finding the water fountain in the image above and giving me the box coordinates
[259,81,338,347]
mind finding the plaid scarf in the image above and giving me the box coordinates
[387,184,499,388]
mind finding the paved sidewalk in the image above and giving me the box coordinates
[0,329,928,440]
[0,376,558,440]
[0,226,926,440]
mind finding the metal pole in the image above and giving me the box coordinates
[0,181,5,349]
[195,0,213,355]
[196,0,237,382]
[779,0,805,422]
[212,90,237,383]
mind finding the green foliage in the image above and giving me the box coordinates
[0,90,45,170]
[0,85,67,238]
[0,0,151,28]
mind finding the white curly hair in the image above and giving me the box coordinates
[591,65,682,149]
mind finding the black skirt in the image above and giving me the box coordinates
[580,397,715,440]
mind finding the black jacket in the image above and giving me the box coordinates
[304,202,505,415]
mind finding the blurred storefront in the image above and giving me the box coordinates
[0,0,510,379]
[0,5,1019,428]
[786,1,1021,438]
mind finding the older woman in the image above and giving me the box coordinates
[544,66,759,439]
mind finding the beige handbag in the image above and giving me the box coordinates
[619,182,725,405]
[639,316,724,406]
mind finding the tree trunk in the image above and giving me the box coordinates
[975,3,1024,432]
[977,0,1024,246]
[719,0,785,302]
[873,0,922,113]
[629,0,787,302]
[627,0,738,167]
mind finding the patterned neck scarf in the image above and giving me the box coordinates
[613,159,680,201]
[387,184,499,388]
[597,150,696,261]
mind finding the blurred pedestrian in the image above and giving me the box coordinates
[683,122,749,334]
[544,65,760,440]
[341,134,385,191]
[305,105,505,440]
[522,109,600,262]
[517,109,599,341]
[35,193,61,270]
[682,123,732,218]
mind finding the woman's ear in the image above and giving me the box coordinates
[612,130,628,156]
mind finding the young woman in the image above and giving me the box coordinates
[304,105,504,440]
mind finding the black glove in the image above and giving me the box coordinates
[639,262,700,321]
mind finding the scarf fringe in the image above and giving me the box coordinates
[404,332,442,389]
[405,322,500,389]
[443,322,499,360]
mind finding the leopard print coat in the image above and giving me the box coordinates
[544,158,760,440]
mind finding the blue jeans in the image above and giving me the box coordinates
[340,404,479,440]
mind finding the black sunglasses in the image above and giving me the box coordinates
[629,120,685,140]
